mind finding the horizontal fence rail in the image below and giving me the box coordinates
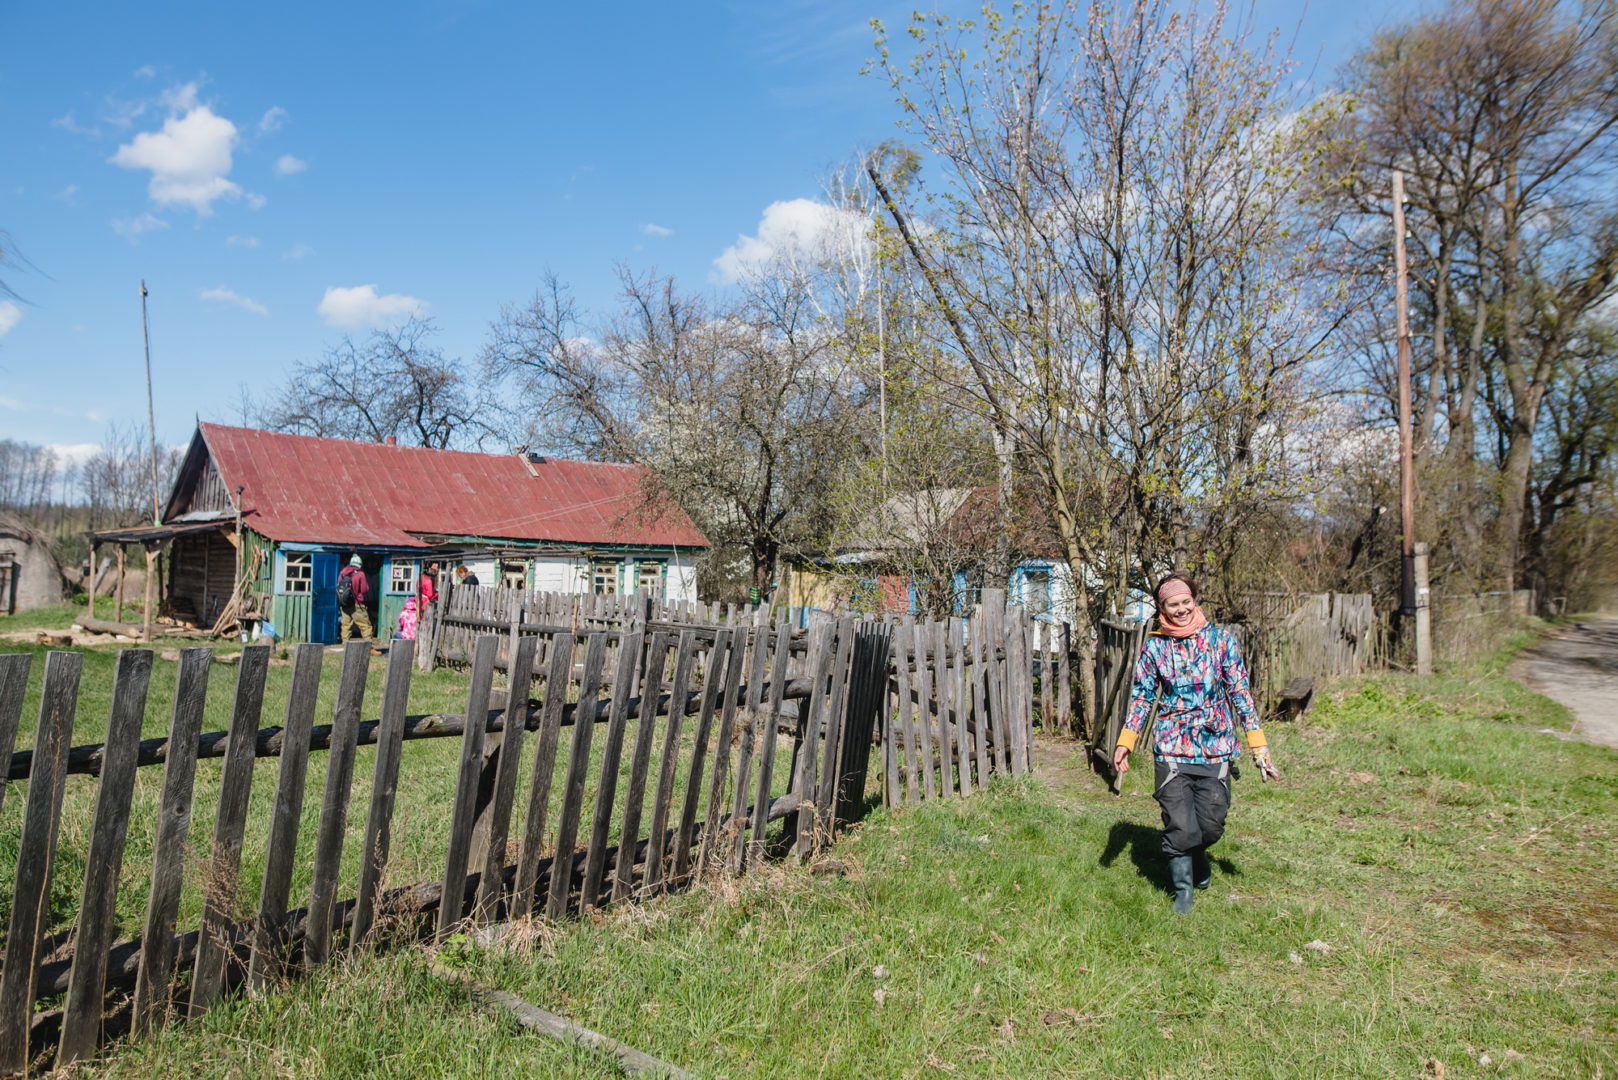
[0,593,1040,1074]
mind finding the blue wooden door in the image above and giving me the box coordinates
[311,552,340,643]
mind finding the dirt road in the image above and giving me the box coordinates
[1510,618,1618,750]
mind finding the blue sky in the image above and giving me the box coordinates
[1,0,1408,462]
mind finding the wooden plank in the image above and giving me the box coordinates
[512,633,576,917]
[727,624,771,872]
[982,592,1011,774]
[970,615,992,784]
[430,963,697,1080]
[472,633,540,921]
[698,628,750,875]
[1058,620,1073,737]
[245,643,324,991]
[439,633,500,938]
[1007,608,1031,776]
[745,620,791,869]
[0,654,30,820]
[893,621,920,805]
[811,620,856,844]
[831,622,885,827]
[789,622,834,856]
[931,619,955,797]
[612,632,669,902]
[950,618,972,796]
[671,630,732,883]
[546,633,609,918]
[912,621,937,799]
[0,652,82,1065]
[303,641,371,967]
[189,645,271,1016]
[644,631,697,893]
[352,638,415,948]
[580,629,643,912]
[133,647,211,1032]
[880,638,900,810]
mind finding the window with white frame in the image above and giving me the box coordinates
[282,552,312,594]
[501,561,527,589]
[389,560,417,594]
[592,559,620,595]
[1022,567,1052,615]
[635,560,665,599]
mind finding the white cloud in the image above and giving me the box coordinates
[51,184,79,203]
[714,198,873,284]
[51,112,97,137]
[112,212,169,241]
[282,243,314,261]
[0,395,21,410]
[109,83,244,214]
[199,286,268,315]
[275,154,307,176]
[47,443,103,468]
[0,302,21,337]
[642,223,674,237]
[226,234,260,247]
[245,192,267,210]
[258,106,289,134]
[318,284,427,328]
[133,65,156,79]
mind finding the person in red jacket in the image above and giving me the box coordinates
[338,555,373,640]
[419,562,440,607]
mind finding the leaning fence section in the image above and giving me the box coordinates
[0,598,1037,1073]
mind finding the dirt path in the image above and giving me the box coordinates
[1510,617,1618,750]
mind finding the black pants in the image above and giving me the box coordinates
[1153,759,1232,857]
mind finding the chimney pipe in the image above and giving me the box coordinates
[385,435,397,446]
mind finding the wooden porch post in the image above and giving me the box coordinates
[142,541,160,642]
[115,545,126,623]
[84,542,99,622]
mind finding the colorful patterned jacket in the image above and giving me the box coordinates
[1115,624,1267,764]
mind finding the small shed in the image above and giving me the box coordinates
[0,512,67,614]
[92,423,710,643]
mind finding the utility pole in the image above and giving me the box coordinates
[1392,172,1416,620]
[140,280,160,642]
[141,280,160,524]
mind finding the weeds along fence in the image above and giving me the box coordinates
[1431,590,1531,669]
[0,597,1038,1074]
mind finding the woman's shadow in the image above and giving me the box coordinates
[1099,822,1239,895]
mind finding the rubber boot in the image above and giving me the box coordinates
[1168,855,1195,914]
[1192,847,1212,890]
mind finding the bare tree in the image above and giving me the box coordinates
[1329,0,1618,597]
[257,317,490,449]
[79,422,183,529]
[872,0,1345,720]
[485,269,862,595]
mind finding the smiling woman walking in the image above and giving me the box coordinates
[1112,573,1279,913]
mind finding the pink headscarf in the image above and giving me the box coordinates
[1156,578,1208,639]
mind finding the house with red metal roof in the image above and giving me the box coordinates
[101,423,708,643]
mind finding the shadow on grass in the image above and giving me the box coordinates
[1097,821,1244,895]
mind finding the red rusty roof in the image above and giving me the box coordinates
[197,423,708,550]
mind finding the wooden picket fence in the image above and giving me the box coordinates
[423,583,1063,804]
[0,598,1036,1074]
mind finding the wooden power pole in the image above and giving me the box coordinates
[1393,172,1416,614]
[1393,171,1432,674]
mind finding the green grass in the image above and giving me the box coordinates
[0,597,133,634]
[0,640,478,943]
[79,633,1618,1079]
[0,634,798,959]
